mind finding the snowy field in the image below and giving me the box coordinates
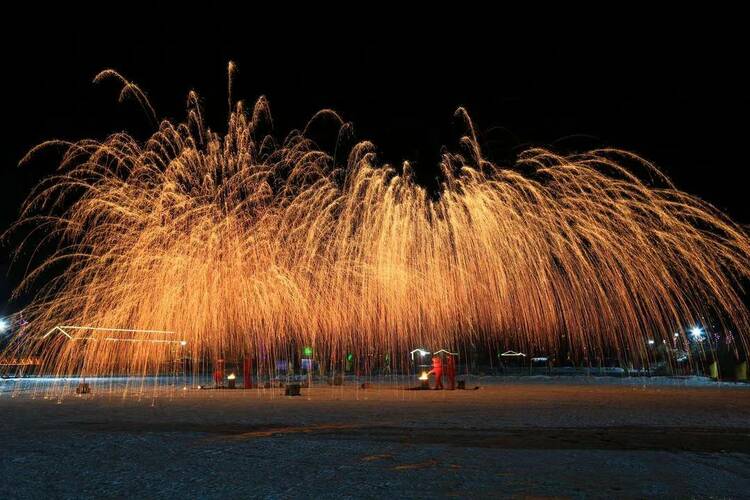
[3,372,747,395]
[1,376,749,498]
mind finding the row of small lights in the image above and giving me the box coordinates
[0,319,714,346]
[648,327,704,345]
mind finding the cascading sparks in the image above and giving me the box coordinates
[3,68,750,379]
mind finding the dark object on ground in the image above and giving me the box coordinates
[263,382,271,389]
[455,381,479,390]
[227,379,236,389]
[75,383,91,394]
[333,374,344,386]
[361,382,371,389]
[285,383,301,396]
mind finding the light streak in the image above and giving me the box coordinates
[1,67,749,380]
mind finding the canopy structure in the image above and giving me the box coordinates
[433,349,459,356]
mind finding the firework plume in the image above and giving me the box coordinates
[3,67,750,379]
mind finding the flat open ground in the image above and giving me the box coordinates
[1,377,749,499]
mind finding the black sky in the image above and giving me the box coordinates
[2,14,748,314]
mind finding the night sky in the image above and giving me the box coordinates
[2,16,748,315]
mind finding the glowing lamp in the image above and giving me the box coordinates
[418,370,430,389]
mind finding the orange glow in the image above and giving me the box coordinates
[2,66,750,382]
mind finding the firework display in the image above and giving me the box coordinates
[3,69,750,379]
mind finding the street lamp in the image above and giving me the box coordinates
[690,327,704,341]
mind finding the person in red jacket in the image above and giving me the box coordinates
[213,359,225,387]
[429,355,443,390]
[445,353,457,390]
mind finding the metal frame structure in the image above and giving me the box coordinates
[41,326,187,346]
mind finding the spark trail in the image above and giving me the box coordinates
[3,67,750,380]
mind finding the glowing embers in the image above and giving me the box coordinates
[41,326,185,345]
[35,326,187,378]
[3,66,750,382]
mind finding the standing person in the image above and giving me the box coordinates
[213,358,225,387]
[429,355,443,390]
[445,353,456,390]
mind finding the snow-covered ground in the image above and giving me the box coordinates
[2,372,748,397]
[1,377,749,498]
